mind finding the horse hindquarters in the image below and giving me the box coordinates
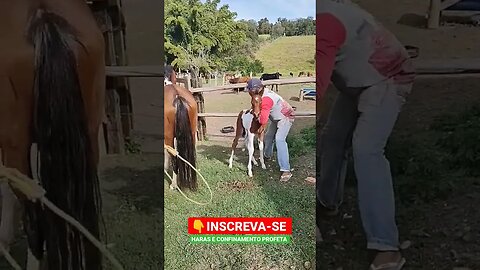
[28,9,102,270]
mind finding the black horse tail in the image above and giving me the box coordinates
[27,9,102,270]
[173,96,198,191]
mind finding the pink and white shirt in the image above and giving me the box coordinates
[258,88,295,125]
[316,0,415,99]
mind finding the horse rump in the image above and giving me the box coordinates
[28,8,102,270]
[173,96,198,191]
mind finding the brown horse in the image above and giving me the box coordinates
[229,76,250,93]
[0,1,104,270]
[164,65,198,191]
[228,88,266,177]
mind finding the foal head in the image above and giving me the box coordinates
[246,78,264,119]
[248,87,263,119]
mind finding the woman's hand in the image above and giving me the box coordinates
[257,123,268,134]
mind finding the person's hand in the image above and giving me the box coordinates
[257,123,267,134]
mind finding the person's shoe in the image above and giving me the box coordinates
[369,251,405,270]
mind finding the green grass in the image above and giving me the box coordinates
[384,105,480,204]
[164,129,316,270]
[256,36,315,76]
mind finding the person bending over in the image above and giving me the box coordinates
[316,0,415,269]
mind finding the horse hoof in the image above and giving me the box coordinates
[170,184,178,191]
[248,172,253,177]
[261,165,267,169]
[228,163,233,169]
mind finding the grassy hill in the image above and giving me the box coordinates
[256,35,315,76]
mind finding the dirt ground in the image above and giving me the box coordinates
[96,0,164,268]
[203,84,316,142]
[317,1,480,269]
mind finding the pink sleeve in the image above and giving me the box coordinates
[316,13,347,99]
[259,97,274,125]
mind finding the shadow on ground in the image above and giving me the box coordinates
[100,153,163,270]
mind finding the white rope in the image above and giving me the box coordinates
[0,244,21,270]
[0,166,124,270]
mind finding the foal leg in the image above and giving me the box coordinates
[229,114,244,168]
[258,134,266,170]
[246,133,255,177]
[250,134,258,167]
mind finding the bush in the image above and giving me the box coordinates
[226,55,264,76]
[287,126,315,158]
[431,105,480,176]
[386,105,480,203]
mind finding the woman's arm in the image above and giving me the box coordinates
[316,13,347,99]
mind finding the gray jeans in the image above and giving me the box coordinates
[317,79,411,251]
[264,118,293,172]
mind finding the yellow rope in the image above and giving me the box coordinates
[164,144,213,206]
[0,244,21,270]
[0,166,124,270]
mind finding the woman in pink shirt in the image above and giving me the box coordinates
[316,1,415,269]
[246,78,295,182]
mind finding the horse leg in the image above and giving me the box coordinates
[258,133,266,170]
[0,145,29,254]
[170,138,179,190]
[164,151,177,191]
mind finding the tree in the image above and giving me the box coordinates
[164,0,246,86]
[271,22,285,39]
[257,18,271,35]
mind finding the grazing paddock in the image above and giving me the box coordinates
[164,74,316,269]
[164,129,316,269]
[256,36,315,76]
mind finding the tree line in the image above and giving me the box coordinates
[164,0,315,87]
[257,17,316,38]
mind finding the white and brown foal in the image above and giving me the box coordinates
[228,90,267,177]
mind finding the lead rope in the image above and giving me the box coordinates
[0,166,124,270]
[164,145,213,206]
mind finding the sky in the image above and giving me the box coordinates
[206,0,315,22]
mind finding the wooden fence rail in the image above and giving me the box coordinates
[107,57,480,142]
[198,112,315,118]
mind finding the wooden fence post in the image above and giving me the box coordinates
[194,93,206,141]
[183,75,206,141]
[428,0,441,29]
[105,88,125,154]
